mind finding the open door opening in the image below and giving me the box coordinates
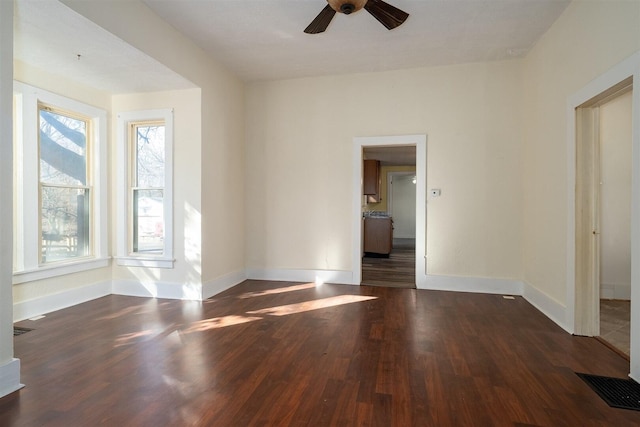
[360,148,416,289]
[574,78,632,360]
[351,135,427,289]
[598,88,633,357]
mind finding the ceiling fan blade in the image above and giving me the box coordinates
[304,5,337,34]
[364,0,409,30]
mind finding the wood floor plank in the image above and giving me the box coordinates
[2,281,640,426]
[362,246,415,288]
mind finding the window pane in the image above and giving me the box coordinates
[41,187,90,262]
[133,189,164,254]
[135,125,165,188]
[39,109,87,186]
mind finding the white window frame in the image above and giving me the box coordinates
[12,82,108,284]
[116,109,174,268]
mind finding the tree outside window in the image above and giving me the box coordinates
[130,122,165,255]
[39,106,91,263]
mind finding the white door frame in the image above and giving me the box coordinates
[387,171,416,220]
[351,134,427,288]
[566,51,640,380]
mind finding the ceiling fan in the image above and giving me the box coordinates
[304,0,409,34]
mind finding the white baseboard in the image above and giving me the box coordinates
[246,268,354,285]
[522,281,571,333]
[421,274,524,295]
[202,270,247,300]
[111,279,202,300]
[0,358,23,398]
[600,282,631,300]
[13,280,111,322]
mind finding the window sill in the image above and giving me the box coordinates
[115,256,175,269]
[13,257,110,285]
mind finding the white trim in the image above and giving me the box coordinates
[522,281,571,334]
[600,283,631,300]
[352,134,427,287]
[112,279,201,301]
[0,359,23,399]
[422,274,523,295]
[114,256,174,269]
[12,257,109,285]
[12,280,111,322]
[12,81,108,278]
[246,268,354,285]
[631,61,640,381]
[566,51,640,379]
[566,52,640,332]
[202,270,247,299]
[1,0,16,380]
[116,109,174,266]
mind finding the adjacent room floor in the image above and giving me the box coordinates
[361,238,415,288]
[2,281,639,426]
[600,299,631,357]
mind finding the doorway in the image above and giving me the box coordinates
[351,135,427,289]
[574,77,632,355]
[598,89,632,356]
[361,161,417,288]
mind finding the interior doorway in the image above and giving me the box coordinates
[574,77,632,356]
[351,135,427,289]
[598,88,633,356]
[361,160,417,288]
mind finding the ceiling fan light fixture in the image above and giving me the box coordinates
[328,0,367,14]
[341,3,355,14]
[305,0,408,34]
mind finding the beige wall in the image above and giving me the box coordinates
[111,89,203,287]
[63,0,246,287]
[246,60,524,279]
[600,90,632,298]
[14,60,111,110]
[12,0,638,314]
[522,1,640,306]
[200,80,246,284]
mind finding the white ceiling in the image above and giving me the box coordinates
[13,0,571,92]
[143,0,571,82]
[13,0,195,93]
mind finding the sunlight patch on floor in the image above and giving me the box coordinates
[247,295,377,316]
[182,315,263,333]
[237,282,317,299]
[115,329,158,347]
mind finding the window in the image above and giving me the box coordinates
[117,110,174,268]
[39,105,91,262]
[13,82,108,283]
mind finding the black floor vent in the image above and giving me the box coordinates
[13,326,33,336]
[577,372,640,411]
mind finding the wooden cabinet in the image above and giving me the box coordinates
[363,159,380,202]
[363,217,393,255]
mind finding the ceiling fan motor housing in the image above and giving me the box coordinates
[328,0,367,14]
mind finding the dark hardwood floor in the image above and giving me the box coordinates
[2,280,639,426]
[362,239,415,289]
